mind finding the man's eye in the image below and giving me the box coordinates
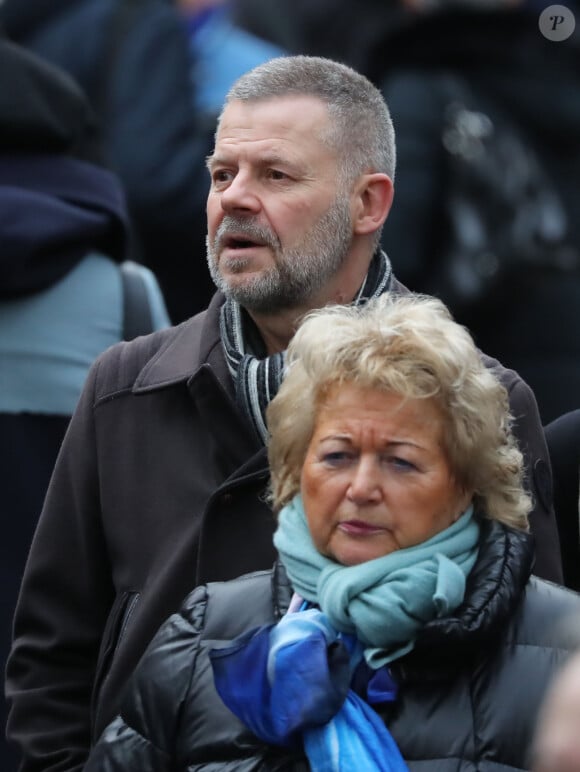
[212,170,233,184]
[267,169,288,180]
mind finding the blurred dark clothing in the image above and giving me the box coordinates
[375,8,580,425]
[0,414,69,771]
[1,0,216,324]
[233,3,580,424]
[1,155,127,297]
[0,36,169,770]
[545,410,580,592]
[0,28,102,161]
[233,0,401,73]
[0,37,126,293]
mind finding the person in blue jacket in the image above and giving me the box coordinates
[175,0,286,127]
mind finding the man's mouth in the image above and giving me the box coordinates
[220,233,269,251]
[215,215,279,253]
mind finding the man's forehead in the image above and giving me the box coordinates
[217,95,330,136]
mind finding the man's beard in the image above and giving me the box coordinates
[206,194,353,313]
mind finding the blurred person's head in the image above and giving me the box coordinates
[0,34,102,163]
[0,34,128,296]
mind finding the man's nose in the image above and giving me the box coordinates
[220,172,261,214]
[347,457,382,503]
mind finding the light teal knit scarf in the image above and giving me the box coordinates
[273,495,480,668]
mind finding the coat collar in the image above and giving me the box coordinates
[132,290,266,461]
[133,274,410,395]
[133,291,232,395]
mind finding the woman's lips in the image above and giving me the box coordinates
[338,520,385,536]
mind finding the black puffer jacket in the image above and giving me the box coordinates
[86,519,580,771]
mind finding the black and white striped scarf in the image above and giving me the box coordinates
[220,249,393,444]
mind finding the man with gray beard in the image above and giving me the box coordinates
[5,55,562,772]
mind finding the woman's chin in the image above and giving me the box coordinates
[330,540,396,567]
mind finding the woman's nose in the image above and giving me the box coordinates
[347,457,382,503]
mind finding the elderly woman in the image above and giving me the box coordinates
[85,294,580,771]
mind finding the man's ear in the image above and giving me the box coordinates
[352,173,394,237]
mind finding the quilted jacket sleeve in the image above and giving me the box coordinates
[84,716,172,772]
[84,586,208,772]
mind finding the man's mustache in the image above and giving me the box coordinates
[215,217,280,250]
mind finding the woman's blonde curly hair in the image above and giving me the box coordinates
[266,293,531,530]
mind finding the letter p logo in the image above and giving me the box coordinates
[539,5,576,41]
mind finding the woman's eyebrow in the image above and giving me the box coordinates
[317,435,423,450]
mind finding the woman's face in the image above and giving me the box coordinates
[300,383,472,566]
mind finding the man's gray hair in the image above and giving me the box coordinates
[221,55,396,188]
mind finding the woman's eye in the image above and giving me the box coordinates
[322,452,351,465]
[389,457,416,472]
